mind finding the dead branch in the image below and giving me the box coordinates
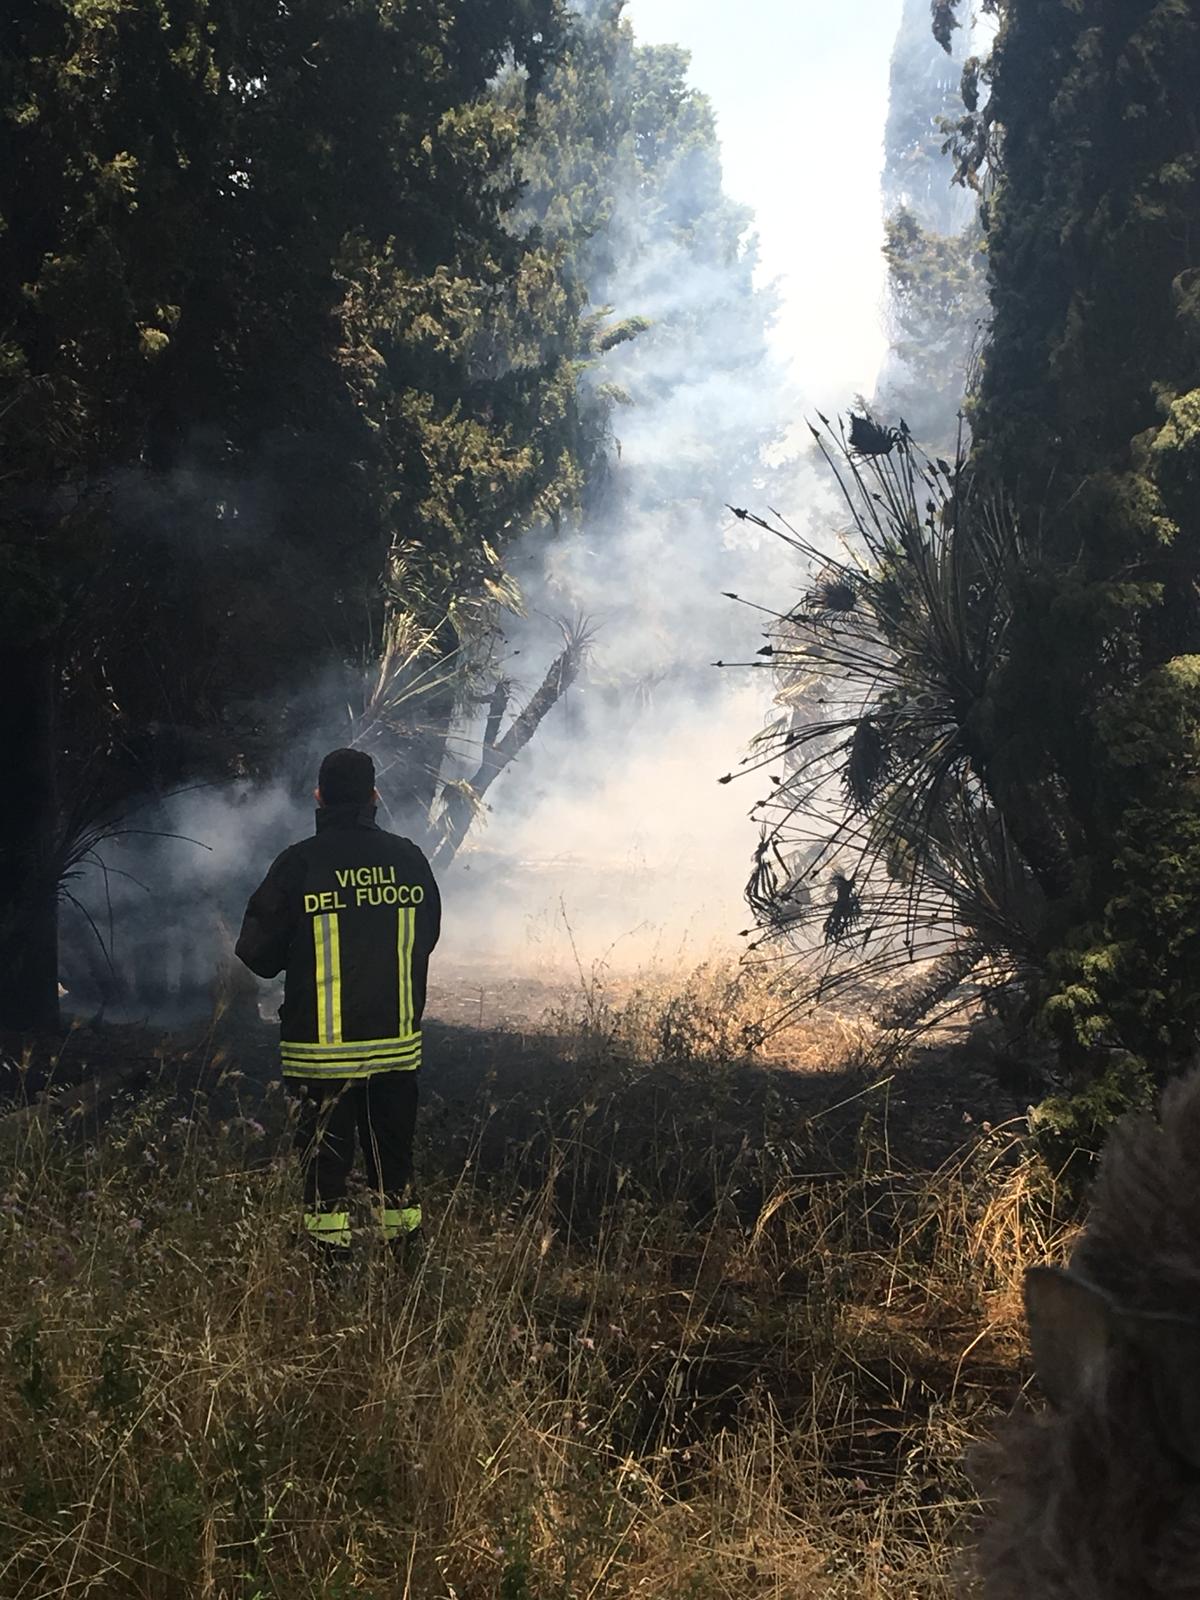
[431,618,592,868]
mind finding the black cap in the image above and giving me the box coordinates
[318,748,376,806]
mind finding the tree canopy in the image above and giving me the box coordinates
[971,0,1200,1092]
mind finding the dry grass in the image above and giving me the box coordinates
[0,972,1072,1599]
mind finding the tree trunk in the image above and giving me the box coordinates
[432,636,585,868]
[0,639,60,1030]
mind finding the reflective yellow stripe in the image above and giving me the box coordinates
[313,913,343,1044]
[304,1209,350,1247]
[281,1034,422,1079]
[282,1052,419,1071]
[378,1205,422,1240]
[313,915,329,1041]
[283,1061,418,1080]
[397,906,415,1035]
[282,1033,421,1056]
[328,913,343,1043]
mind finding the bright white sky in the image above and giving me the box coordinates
[627,0,903,409]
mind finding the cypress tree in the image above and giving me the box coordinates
[971,0,1200,1078]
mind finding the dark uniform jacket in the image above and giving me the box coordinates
[236,803,441,1079]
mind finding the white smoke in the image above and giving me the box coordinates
[432,13,856,976]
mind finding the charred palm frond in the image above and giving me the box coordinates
[822,872,862,946]
[722,411,1059,1036]
[745,829,812,932]
[351,603,482,819]
[849,412,902,457]
[845,717,893,810]
[811,567,860,614]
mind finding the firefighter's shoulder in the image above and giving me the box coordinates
[378,829,432,861]
[273,837,315,868]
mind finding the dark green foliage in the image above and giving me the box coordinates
[1,0,586,784]
[498,1511,537,1600]
[18,1466,56,1523]
[509,0,773,504]
[1044,658,1200,1066]
[968,0,1200,1095]
[1027,1052,1155,1194]
[424,1,779,857]
[931,1,962,54]
[886,0,974,232]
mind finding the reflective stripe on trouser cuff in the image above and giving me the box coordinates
[304,1210,351,1248]
[378,1206,422,1240]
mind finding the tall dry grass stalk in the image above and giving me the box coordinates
[0,976,1069,1598]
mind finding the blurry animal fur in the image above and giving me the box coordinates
[973,1069,1200,1598]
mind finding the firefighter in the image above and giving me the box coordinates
[235,748,441,1266]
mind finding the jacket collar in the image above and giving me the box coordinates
[315,802,379,832]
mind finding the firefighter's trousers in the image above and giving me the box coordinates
[290,1070,421,1249]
